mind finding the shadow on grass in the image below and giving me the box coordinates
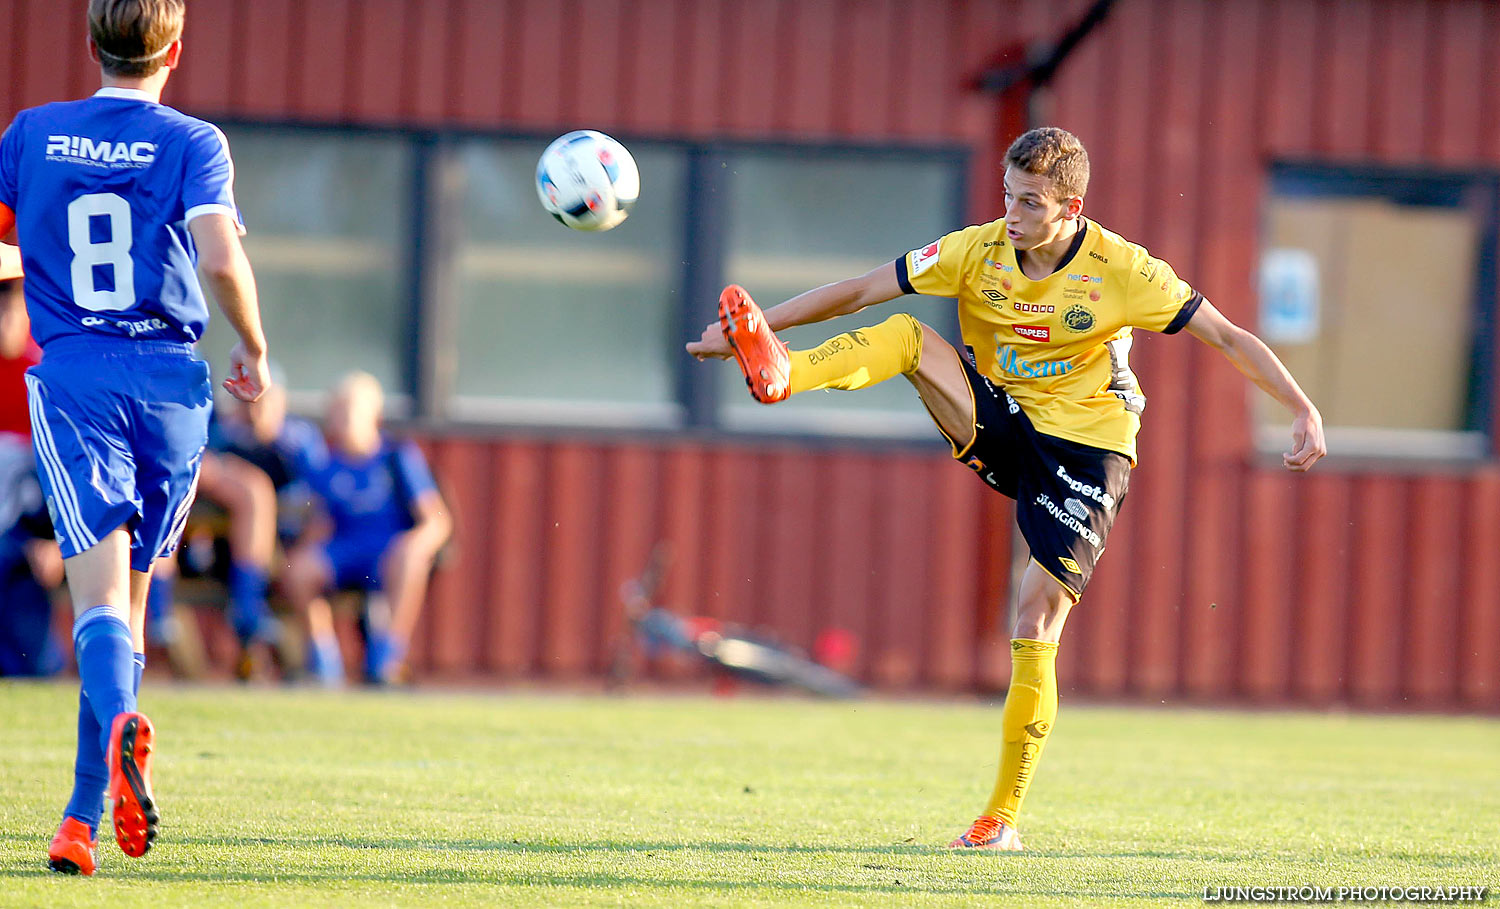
[0,830,1250,898]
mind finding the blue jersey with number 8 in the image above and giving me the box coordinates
[0,87,242,347]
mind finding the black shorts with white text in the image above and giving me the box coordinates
[942,351,1131,597]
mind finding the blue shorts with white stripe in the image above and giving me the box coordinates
[25,336,211,572]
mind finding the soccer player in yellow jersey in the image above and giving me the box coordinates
[687,127,1326,850]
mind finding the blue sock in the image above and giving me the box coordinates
[62,689,107,837]
[309,634,344,686]
[363,631,405,683]
[228,562,271,644]
[146,575,175,646]
[134,652,146,696]
[70,606,137,822]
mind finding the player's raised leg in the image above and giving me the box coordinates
[717,284,975,446]
[951,561,1074,851]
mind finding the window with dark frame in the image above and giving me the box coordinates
[1258,164,1498,461]
[205,123,968,441]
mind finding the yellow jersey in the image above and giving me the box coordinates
[897,217,1202,464]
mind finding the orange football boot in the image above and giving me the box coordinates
[106,712,160,858]
[47,816,98,875]
[948,815,1024,851]
[718,284,790,404]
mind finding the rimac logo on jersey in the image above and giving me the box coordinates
[45,135,156,168]
[909,239,941,277]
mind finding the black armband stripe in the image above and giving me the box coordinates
[895,255,915,296]
[1162,292,1204,334]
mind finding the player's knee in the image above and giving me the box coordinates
[280,552,326,604]
[238,462,275,507]
[1011,582,1075,642]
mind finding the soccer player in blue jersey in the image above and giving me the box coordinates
[0,0,270,875]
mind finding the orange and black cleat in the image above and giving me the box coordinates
[948,815,1025,851]
[718,284,790,404]
[47,816,98,875]
[107,712,160,858]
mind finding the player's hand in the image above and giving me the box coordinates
[685,321,731,360]
[225,341,270,402]
[1284,407,1326,471]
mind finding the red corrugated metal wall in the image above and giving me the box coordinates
[5,0,1497,710]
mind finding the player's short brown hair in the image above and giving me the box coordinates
[1004,127,1090,200]
[88,0,184,78]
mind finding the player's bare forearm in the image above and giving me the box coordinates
[764,276,884,330]
[1185,300,1326,470]
[198,242,265,354]
[0,242,22,280]
[687,261,903,359]
[204,268,263,348]
[0,199,21,276]
[406,493,453,556]
[190,214,270,400]
[1223,330,1313,415]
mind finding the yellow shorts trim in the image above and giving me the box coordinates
[1029,557,1082,602]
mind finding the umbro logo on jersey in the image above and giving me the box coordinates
[45,135,156,166]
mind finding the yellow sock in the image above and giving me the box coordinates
[787,313,923,394]
[981,638,1059,827]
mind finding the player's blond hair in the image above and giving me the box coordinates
[1004,127,1090,200]
[88,0,184,78]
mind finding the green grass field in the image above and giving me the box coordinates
[1,682,1496,907]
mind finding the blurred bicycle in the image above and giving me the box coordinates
[611,544,861,699]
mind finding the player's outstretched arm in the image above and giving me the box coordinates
[686,260,904,360]
[190,213,269,402]
[1184,300,1326,471]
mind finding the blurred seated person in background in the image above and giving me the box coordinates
[0,278,63,677]
[147,372,322,680]
[145,433,281,679]
[208,365,323,548]
[2,435,66,677]
[282,371,450,686]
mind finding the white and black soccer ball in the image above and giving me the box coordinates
[535,130,640,232]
